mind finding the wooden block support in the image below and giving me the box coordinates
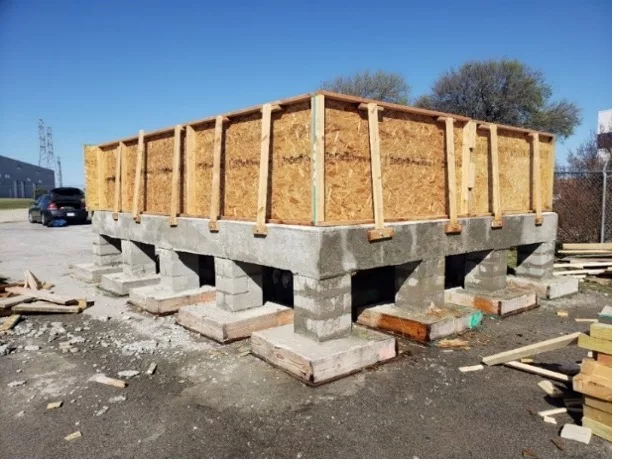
[311,94,325,224]
[112,142,124,220]
[209,116,226,232]
[439,117,461,234]
[530,132,543,225]
[489,124,503,228]
[253,104,273,236]
[460,121,476,216]
[185,125,196,216]
[132,130,145,222]
[366,102,393,241]
[169,125,182,226]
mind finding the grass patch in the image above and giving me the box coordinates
[0,198,33,210]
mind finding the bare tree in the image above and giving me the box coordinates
[416,59,582,138]
[561,128,612,172]
[321,70,411,104]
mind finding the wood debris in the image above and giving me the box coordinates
[521,448,537,458]
[0,314,22,332]
[550,438,565,450]
[458,364,484,373]
[64,431,82,441]
[47,401,63,410]
[555,244,612,279]
[436,338,469,349]
[90,374,127,389]
[537,380,563,398]
[24,270,42,290]
[556,311,568,317]
[146,362,157,375]
[482,332,580,366]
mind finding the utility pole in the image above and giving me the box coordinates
[38,119,47,167]
[57,157,63,187]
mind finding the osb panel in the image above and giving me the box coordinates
[470,132,490,215]
[270,102,312,222]
[144,132,174,214]
[122,141,137,212]
[84,145,99,210]
[192,122,215,217]
[324,100,372,221]
[222,113,261,218]
[380,110,450,218]
[539,137,554,210]
[100,146,116,211]
[498,129,532,213]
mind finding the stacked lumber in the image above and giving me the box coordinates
[0,270,88,316]
[554,243,612,280]
[573,307,612,442]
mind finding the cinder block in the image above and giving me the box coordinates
[160,274,200,293]
[295,312,352,342]
[465,249,507,292]
[215,258,261,279]
[121,240,157,277]
[159,249,199,277]
[94,253,122,267]
[395,259,445,310]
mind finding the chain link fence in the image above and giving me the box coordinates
[553,170,612,243]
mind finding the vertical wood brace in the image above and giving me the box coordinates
[169,124,182,226]
[547,136,555,211]
[96,147,105,211]
[489,124,503,228]
[185,125,196,217]
[311,95,325,224]
[112,142,124,220]
[365,102,393,242]
[530,132,543,224]
[460,121,476,216]
[439,117,461,234]
[132,130,145,223]
[253,104,273,236]
[209,115,226,232]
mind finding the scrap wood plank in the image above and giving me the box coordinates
[12,301,84,314]
[169,124,182,226]
[584,396,612,413]
[5,287,87,309]
[482,332,581,366]
[113,142,123,220]
[209,115,227,232]
[554,262,614,269]
[558,250,612,255]
[439,116,461,233]
[24,270,42,290]
[132,130,145,222]
[537,407,568,417]
[537,380,564,398]
[505,361,572,382]
[0,314,21,332]
[580,358,612,381]
[578,333,612,355]
[573,374,612,401]
[0,294,35,310]
[583,405,612,427]
[563,243,612,251]
[253,104,273,236]
[590,322,612,341]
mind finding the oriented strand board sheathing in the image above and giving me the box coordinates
[270,102,312,222]
[380,110,450,219]
[470,131,490,216]
[191,122,215,217]
[143,132,175,214]
[324,99,372,221]
[539,136,554,210]
[100,146,116,210]
[498,129,532,213]
[122,140,138,212]
[84,145,99,210]
[222,113,261,218]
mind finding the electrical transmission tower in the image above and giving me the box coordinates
[37,119,62,187]
[38,119,48,167]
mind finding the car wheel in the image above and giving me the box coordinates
[41,213,49,226]
[28,212,35,223]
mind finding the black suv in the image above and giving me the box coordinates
[28,187,88,226]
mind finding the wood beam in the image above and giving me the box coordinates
[440,117,461,233]
[489,124,503,228]
[312,94,325,224]
[460,121,476,216]
[253,104,273,236]
[132,130,145,222]
[112,142,124,220]
[209,116,227,232]
[169,125,182,226]
[530,132,543,224]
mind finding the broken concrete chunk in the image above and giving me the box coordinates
[89,374,127,388]
[8,380,26,387]
[108,395,127,403]
[146,362,157,375]
[117,370,140,379]
[24,345,40,352]
[560,424,592,444]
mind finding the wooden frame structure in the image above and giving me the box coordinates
[85,91,556,240]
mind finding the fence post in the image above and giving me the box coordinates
[600,166,608,243]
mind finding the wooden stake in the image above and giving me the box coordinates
[96,147,105,211]
[460,121,476,216]
[438,117,461,233]
[185,125,196,216]
[209,116,226,232]
[530,132,543,225]
[312,94,325,224]
[365,102,393,241]
[488,124,503,228]
[112,142,123,220]
[253,104,272,236]
[132,130,145,223]
[169,125,182,226]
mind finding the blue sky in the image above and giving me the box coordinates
[0,0,611,187]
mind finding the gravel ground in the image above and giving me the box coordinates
[0,219,612,458]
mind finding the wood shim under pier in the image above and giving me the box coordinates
[84,90,556,229]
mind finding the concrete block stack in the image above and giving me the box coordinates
[573,306,612,442]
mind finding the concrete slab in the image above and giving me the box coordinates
[444,287,537,317]
[251,324,396,385]
[129,285,216,315]
[99,272,160,296]
[506,275,578,299]
[72,263,121,283]
[176,302,293,343]
[356,303,483,342]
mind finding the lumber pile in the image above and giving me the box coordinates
[554,243,612,280]
[0,270,88,316]
[573,307,612,443]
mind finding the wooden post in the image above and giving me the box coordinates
[530,132,543,225]
[438,117,461,234]
[209,115,227,232]
[185,125,196,217]
[253,104,273,236]
[489,124,503,228]
[169,125,182,226]
[132,130,145,223]
[96,147,105,211]
[112,142,124,220]
[311,94,325,224]
[460,121,476,216]
[547,136,556,211]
